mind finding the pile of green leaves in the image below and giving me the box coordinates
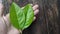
[10,2,34,31]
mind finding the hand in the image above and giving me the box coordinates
[0,4,39,34]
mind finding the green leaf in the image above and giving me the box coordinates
[10,2,25,30]
[10,2,34,30]
[22,4,34,30]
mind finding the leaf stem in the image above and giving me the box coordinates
[19,30,22,34]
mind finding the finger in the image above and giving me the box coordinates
[34,9,39,15]
[33,4,39,11]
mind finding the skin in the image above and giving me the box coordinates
[0,3,39,34]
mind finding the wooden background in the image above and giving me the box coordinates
[3,0,60,34]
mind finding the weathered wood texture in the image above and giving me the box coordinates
[3,0,60,34]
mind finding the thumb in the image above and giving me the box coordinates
[3,13,11,31]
